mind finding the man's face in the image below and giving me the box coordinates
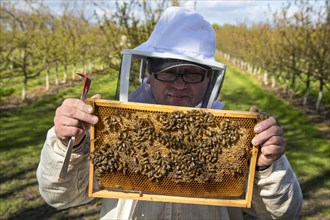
[149,65,210,107]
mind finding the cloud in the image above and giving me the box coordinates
[183,0,288,25]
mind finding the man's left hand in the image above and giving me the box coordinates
[250,106,285,167]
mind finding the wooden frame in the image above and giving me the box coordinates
[87,99,261,208]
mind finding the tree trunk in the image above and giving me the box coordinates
[22,74,27,101]
[89,60,93,72]
[21,50,27,100]
[263,71,269,85]
[285,78,290,94]
[271,75,276,88]
[290,73,296,99]
[63,63,68,83]
[303,74,311,106]
[55,62,59,85]
[83,59,86,72]
[46,62,50,90]
[316,78,323,112]
[303,86,310,106]
[72,63,76,80]
[10,57,14,70]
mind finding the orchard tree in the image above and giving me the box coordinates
[1,2,45,100]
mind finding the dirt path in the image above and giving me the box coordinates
[0,78,82,111]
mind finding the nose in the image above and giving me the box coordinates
[172,75,187,89]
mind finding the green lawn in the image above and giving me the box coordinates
[0,65,329,219]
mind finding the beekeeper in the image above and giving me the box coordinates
[37,7,302,220]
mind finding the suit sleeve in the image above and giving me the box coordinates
[36,127,94,210]
[244,155,303,219]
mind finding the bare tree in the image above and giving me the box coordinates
[1,2,45,100]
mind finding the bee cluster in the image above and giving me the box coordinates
[90,109,245,187]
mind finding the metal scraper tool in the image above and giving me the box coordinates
[58,72,91,180]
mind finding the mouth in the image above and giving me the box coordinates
[168,94,188,102]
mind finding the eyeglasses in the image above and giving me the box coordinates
[153,66,209,83]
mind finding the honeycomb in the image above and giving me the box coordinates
[87,99,262,201]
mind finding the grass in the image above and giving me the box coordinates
[221,66,330,219]
[0,65,329,219]
[0,72,117,219]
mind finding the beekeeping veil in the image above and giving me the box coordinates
[118,6,226,108]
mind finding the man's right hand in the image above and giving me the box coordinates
[54,94,101,146]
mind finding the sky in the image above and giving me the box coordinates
[11,0,325,26]
[183,0,292,25]
[180,0,325,25]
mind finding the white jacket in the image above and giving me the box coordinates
[36,83,303,219]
